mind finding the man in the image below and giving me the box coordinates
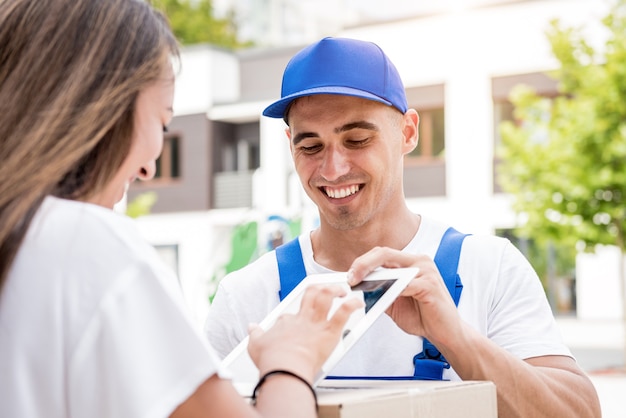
[205,37,600,417]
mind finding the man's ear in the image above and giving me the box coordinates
[401,109,419,155]
[285,127,296,154]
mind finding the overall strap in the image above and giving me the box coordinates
[412,226,469,380]
[434,227,467,306]
[276,238,307,301]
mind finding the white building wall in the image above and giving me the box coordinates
[256,117,293,212]
[576,246,624,320]
[174,45,240,116]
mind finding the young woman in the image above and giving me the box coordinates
[0,1,360,417]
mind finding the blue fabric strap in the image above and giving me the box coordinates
[413,227,468,380]
[434,227,466,306]
[277,238,307,301]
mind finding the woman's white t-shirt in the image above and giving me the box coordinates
[0,197,225,418]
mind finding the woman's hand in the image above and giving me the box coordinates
[247,284,364,382]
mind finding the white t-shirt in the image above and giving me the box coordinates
[205,216,572,380]
[0,197,226,418]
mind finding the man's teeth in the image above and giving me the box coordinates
[325,185,360,199]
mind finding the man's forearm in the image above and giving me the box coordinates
[440,326,601,418]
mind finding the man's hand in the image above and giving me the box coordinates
[347,246,462,346]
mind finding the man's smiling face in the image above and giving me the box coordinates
[287,94,413,231]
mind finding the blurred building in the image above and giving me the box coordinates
[128,0,618,325]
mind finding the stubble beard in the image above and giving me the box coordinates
[324,205,367,231]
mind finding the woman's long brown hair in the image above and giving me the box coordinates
[0,0,178,292]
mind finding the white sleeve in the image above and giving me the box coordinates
[487,241,572,359]
[68,262,225,418]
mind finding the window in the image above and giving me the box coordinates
[407,107,445,160]
[211,121,260,208]
[492,72,558,144]
[155,134,181,180]
[492,72,558,193]
[213,121,260,173]
[493,100,515,145]
[404,84,445,164]
[402,84,446,197]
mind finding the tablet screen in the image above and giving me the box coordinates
[352,279,395,313]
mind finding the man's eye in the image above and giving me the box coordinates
[300,144,322,153]
[347,138,369,147]
[162,125,169,133]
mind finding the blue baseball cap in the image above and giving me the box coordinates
[262,37,408,120]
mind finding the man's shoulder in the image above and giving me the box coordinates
[419,216,510,248]
[416,217,513,266]
[461,232,511,253]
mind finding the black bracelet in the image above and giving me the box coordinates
[251,369,318,411]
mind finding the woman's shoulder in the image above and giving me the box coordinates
[29,196,163,280]
[39,196,145,248]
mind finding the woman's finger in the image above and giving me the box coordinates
[326,296,364,332]
[298,284,348,321]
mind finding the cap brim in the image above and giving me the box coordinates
[262,86,393,119]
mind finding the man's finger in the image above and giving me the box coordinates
[348,247,418,285]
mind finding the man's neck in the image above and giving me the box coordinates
[310,210,421,272]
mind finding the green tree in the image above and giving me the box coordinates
[497,0,626,369]
[151,0,251,48]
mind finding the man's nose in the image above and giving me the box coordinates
[319,146,350,181]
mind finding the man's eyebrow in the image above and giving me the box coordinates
[335,121,379,134]
[292,131,319,146]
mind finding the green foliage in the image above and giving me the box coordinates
[207,221,259,304]
[126,192,158,219]
[151,0,251,48]
[497,0,626,253]
[223,221,259,274]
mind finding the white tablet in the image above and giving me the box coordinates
[220,267,418,396]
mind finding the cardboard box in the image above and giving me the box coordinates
[316,380,497,418]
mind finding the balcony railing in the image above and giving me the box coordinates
[213,170,254,209]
